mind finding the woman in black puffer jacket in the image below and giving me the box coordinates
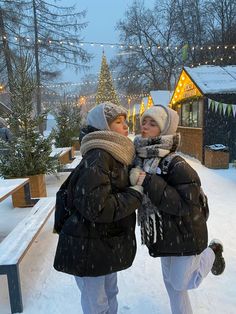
[54,102,142,314]
[130,105,225,314]
[141,154,208,257]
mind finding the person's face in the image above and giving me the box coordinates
[109,115,129,136]
[141,116,161,138]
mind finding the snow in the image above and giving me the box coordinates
[185,65,236,94]
[49,147,71,158]
[150,90,173,107]
[0,153,236,314]
[0,178,29,202]
[63,155,82,170]
[0,197,55,265]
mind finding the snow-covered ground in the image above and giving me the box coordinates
[0,154,236,314]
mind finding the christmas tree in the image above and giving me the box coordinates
[53,100,82,147]
[96,52,120,105]
[0,54,57,178]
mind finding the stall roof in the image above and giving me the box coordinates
[150,90,173,106]
[184,65,236,94]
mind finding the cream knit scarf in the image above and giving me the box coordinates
[80,131,135,166]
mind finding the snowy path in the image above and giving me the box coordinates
[0,157,236,314]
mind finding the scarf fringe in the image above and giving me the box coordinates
[134,133,180,246]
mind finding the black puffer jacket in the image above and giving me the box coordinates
[142,155,208,257]
[54,149,142,277]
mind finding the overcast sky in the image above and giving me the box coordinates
[59,0,154,83]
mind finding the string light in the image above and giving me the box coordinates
[188,55,234,67]
[2,34,236,52]
[40,71,184,89]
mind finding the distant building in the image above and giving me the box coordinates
[171,65,236,163]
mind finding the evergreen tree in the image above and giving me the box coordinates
[96,53,120,106]
[53,100,82,147]
[0,53,58,178]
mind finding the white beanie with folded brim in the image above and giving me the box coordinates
[140,105,179,135]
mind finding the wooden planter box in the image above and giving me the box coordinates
[71,146,75,159]
[72,140,80,151]
[12,174,47,207]
[59,149,72,164]
[204,148,229,169]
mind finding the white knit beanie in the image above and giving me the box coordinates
[86,102,127,130]
[140,105,179,135]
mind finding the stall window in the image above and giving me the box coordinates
[181,100,203,127]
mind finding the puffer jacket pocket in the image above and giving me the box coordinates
[53,232,88,276]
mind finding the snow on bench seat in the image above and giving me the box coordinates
[60,155,82,172]
[0,197,55,313]
[0,197,55,265]
[50,147,73,165]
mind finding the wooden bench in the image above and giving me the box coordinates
[60,155,82,172]
[50,147,74,165]
[0,178,36,208]
[0,197,56,313]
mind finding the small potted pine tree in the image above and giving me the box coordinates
[52,100,82,158]
[0,54,58,207]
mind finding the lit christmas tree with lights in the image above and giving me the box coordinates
[96,52,120,105]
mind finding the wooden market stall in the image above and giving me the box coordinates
[170,65,236,166]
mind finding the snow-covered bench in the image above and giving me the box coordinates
[0,178,38,208]
[0,197,56,313]
[50,147,74,165]
[60,155,82,172]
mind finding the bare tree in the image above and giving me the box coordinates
[205,0,236,43]
[112,0,181,92]
[28,0,92,117]
[203,0,236,64]
[113,0,236,93]
[78,73,98,97]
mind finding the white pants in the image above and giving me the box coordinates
[161,247,215,314]
[75,273,118,314]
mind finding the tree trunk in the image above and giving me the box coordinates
[32,0,43,133]
[0,8,14,93]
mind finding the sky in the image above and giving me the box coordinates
[59,0,154,84]
[0,148,236,313]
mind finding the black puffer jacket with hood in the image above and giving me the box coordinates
[54,103,142,277]
[142,154,208,257]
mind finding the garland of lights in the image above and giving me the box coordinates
[0,89,149,100]
[2,34,236,51]
[189,55,234,67]
[1,54,234,93]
